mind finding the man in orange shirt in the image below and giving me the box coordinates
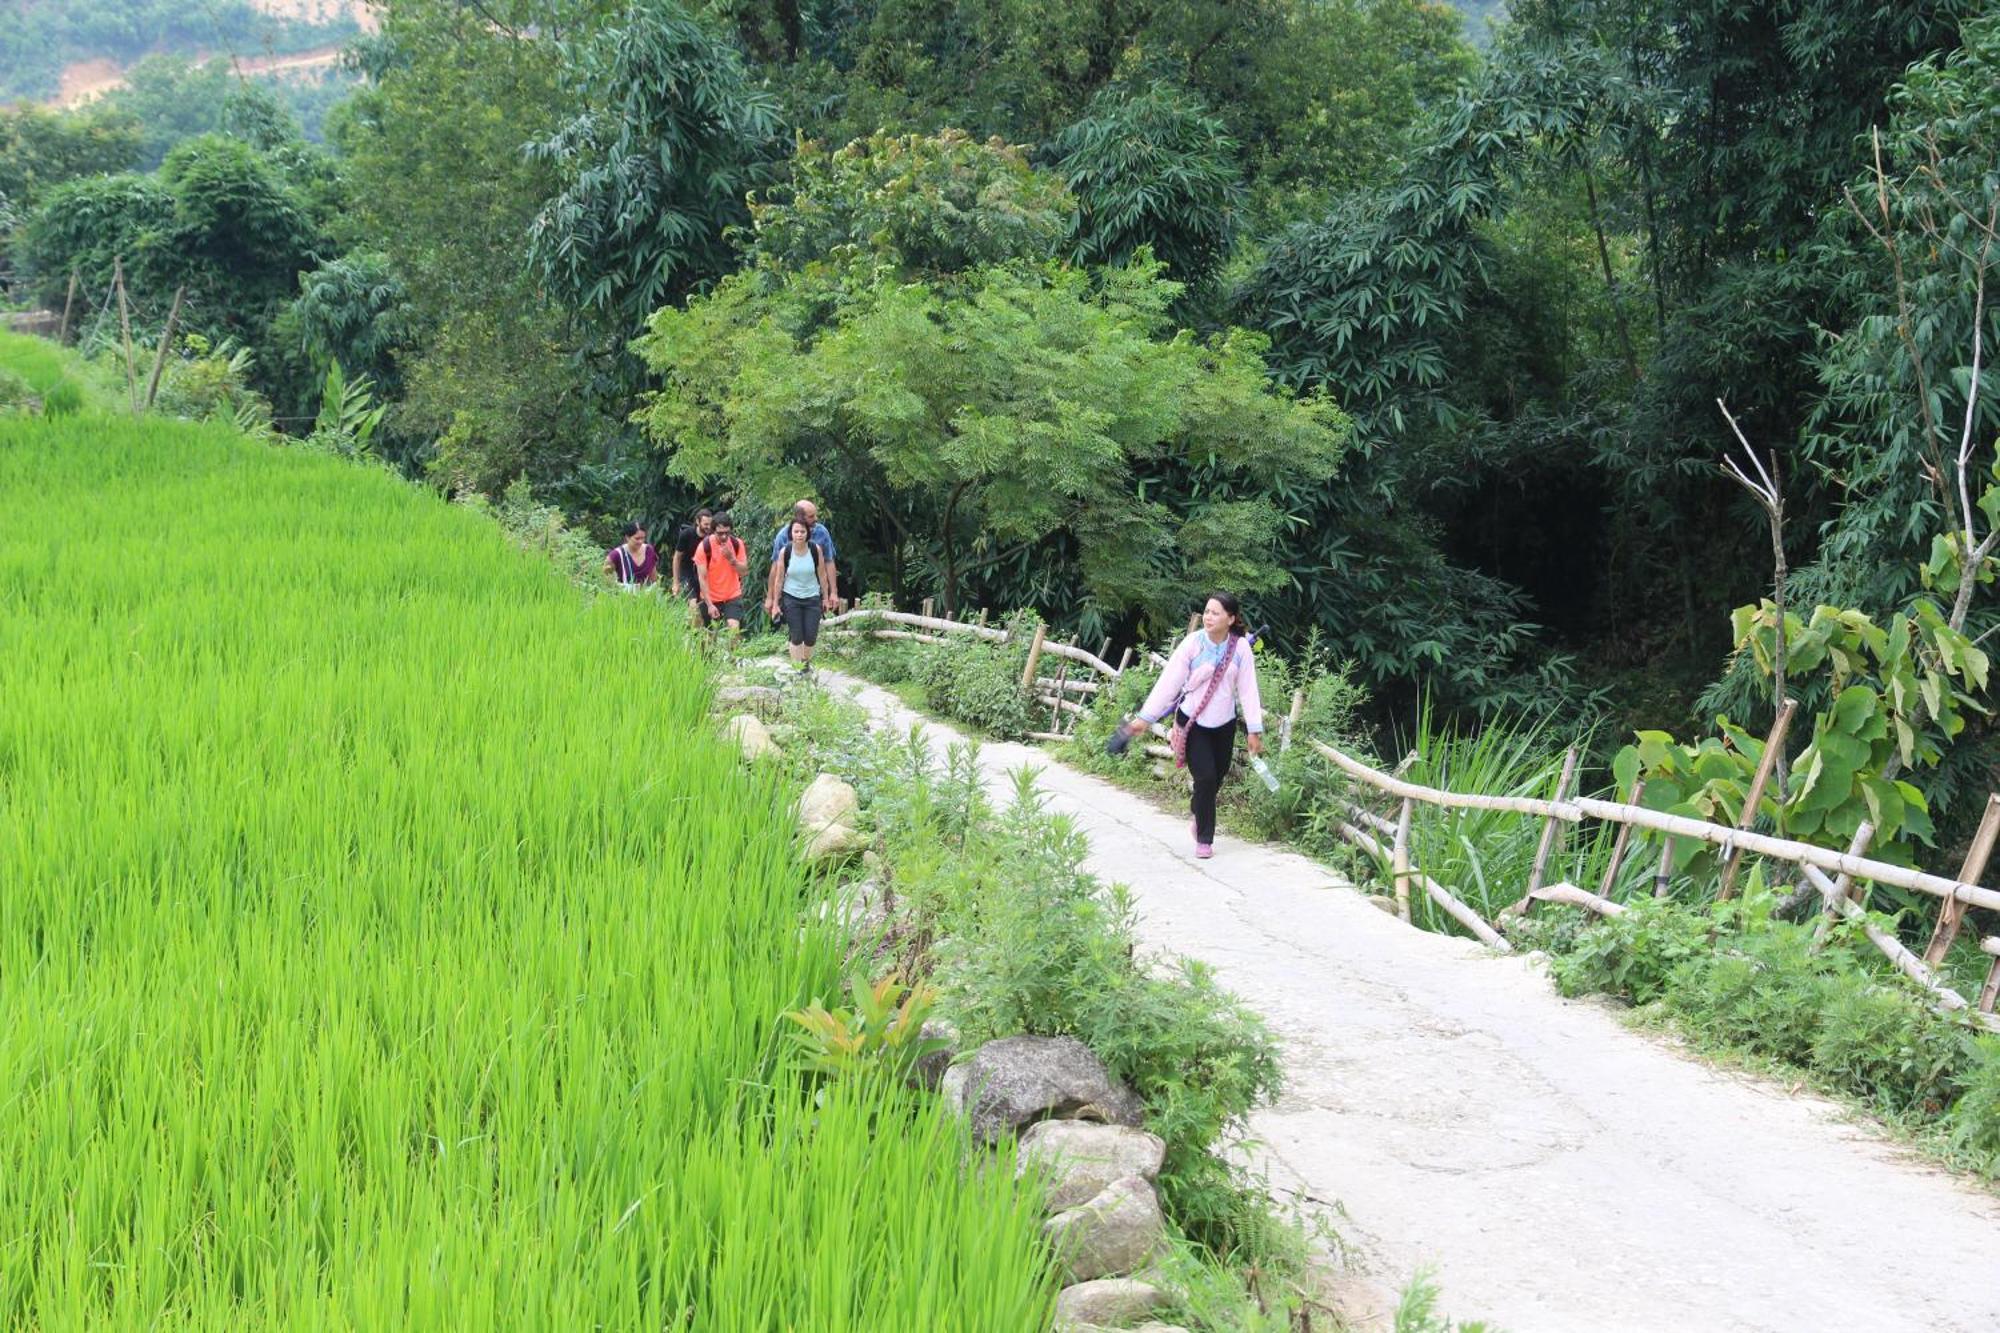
[693,510,750,638]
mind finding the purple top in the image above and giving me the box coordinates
[607,543,659,585]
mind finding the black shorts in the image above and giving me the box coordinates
[706,597,746,625]
[781,593,823,646]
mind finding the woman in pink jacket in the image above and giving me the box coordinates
[1121,592,1264,859]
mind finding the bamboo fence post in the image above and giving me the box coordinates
[920,597,934,619]
[1335,813,1510,949]
[1187,612,1200,633]
[1280,688,1306,754]
[114,258,137,414]
[1800,864,1988,1021]
[1019,623,1047,689]
[1653,837,1677,898]
[1114,647,1133,677]
[1923,793,2000,965]
[1047,654,1071,735]
[143,285,185,411]
[1098,637,1112,662]
[1822,822,1877,916]
[1717,698,1797,900]
[1596,779,1644,900]
[58,268,78,345]
[976,608,990,627]
[1979,939,2000,1014]
[1526,748,1580,898]
[1392,798,1415,923]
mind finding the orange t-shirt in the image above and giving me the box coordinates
[693,534,747,601]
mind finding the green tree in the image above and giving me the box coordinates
[525,1,781,335]
[1048,80,1242,302]
[0,104,142,211]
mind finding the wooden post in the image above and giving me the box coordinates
[1047,654,1071,735]
[1823,822,1877,916]
[1596,779,1644,900]
[976,608,990,627]
[1923,793,2000,965]
[1526,748,1580,898]
[1979,938,2000,1014]
[1187,612,1200,633]
[1717,698,1797,900]
[113,257,137,414]
[1020,623,1047,689]
[920,597,934,619]
[143,285,185,411]
[1653,837,1676,897]
[58,268,78,345]
[1280,688,1306,754]
[1114,647,1133,677]
[1392,798,1414,923]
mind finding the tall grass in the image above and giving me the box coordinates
[0,329,115,412]
[0,419,1056,1328]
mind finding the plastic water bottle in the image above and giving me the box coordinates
[1248,754,1279,792]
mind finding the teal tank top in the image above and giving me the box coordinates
[782,548,820,599]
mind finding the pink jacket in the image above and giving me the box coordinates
[1138,631,1264,732]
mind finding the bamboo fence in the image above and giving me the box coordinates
[820,604,2000,1022]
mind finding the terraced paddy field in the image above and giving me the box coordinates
[0,419,1056,1328]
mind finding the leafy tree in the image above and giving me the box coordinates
[1048,80,1242,302]
[525,1,781,335]
[0,105,142,211]
[281,251,417,399]
[18,174,175,313]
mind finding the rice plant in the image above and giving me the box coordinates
[0,418,1057,1329]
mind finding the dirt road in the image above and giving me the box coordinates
[824,670,2000,1332]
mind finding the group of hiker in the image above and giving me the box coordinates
[605,505,1267,860]
[602,499,839,675]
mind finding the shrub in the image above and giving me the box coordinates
[0,367,33,410]
[913,632,1036,739]
[1949,1037,2000,1172]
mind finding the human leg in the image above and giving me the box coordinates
[1183,718,1238,847]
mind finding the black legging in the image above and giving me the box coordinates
[1182,715,1238,843]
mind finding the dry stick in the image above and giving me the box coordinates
[1529,882,1628,918]
[822,607,1008,642]
[1923,792,2000,965]
[113,258,137,414]
[1333,816,1511,950]
[1597,779,1645,900]
[1114,647,1133,677]
[1718,400,1790,794]
[1717,698,1798,901]
[58,269,78,345]
[1391,798,1415,924]
[1980,938,2000,1014]
[1526,748,1581,900]
[1799,865,1997,1030]
[143,285,186,411]
[1318,738,2000,912]
[1019,623,1047,690]
[1280,688,1306,754]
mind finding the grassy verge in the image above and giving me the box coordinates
[0,418,1059,1327]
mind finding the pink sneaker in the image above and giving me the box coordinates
[1195,842,1214,859]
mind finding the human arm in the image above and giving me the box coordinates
[1124,635,1194,734]
[670,547,684,591]
[818,528,839,609]
[1238,649,1265,753]
[765,557,783,618]
[694,542,717,612]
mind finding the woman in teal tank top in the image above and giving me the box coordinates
[766,517,833,675]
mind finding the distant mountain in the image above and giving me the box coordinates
[1451,0,1507,45]
[2,0,365,104]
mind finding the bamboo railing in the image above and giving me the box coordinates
[821,603,2000,1023]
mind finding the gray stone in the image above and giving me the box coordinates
[1043,1176,1165,1282]
[803,821,862,864]
[1018,1121,1167,1211]
[947,1036,1145,1144]
[797,773,860,836]
[1365,893,1400,916]
[913,1018,957,1091]
[714,684,783,714]
[724,713,775,760]
[1054,1278,1169,1328]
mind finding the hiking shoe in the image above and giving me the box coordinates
[1195,842,1214,859]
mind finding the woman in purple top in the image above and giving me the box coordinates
[604,522,659,588]
[1121,592,1264,859]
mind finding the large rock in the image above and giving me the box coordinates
[1018,1121,1167,1211]
[942,1036,1144,1144]
[724,714,775,760]
[797,773,860,835]
[1043,1176,1165,1282]
[804,821,862,864]
[1054,1278,1169,1328]
[715,684,783,716]
[913,1018,957,1091]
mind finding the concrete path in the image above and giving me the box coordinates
[823,671,2000,1333]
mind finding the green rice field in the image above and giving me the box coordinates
[0,419,1056,1328]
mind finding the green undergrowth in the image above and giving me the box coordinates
[0,328,119,414]
[758,678,1335,1329]
[0,419,1062,1327]
[1512,894,2000,1177]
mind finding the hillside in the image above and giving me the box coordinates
[2,0,367,103]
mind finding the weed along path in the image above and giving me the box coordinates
[819,670,2000,1333]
